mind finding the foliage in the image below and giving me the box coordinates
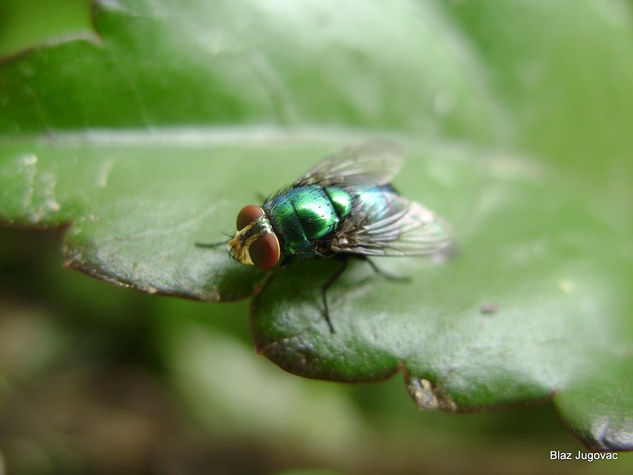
[1,0,633,451]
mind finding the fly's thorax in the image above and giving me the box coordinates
[325,186,353,218]
[263,185,353,257]
[229,205,280,270]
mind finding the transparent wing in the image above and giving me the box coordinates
[294,140,404,187]
[331,190,452,257]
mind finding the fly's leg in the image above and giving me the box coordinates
[194,241,227,249]
[195,240,233,262]
[321,259,349,333]
[195,232,233,249]
[363,256,411,283]
[279,255,295,269]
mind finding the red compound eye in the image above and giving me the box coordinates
[250,233,281,270]
[236,205,264,230]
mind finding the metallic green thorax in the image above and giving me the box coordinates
[263,185,352,256]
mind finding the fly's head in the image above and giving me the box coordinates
[229,205,280,270]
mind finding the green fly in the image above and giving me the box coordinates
[207,141,451,332]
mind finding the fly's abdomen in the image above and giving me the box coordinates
[354,184,399,222]
[264,185,352,256]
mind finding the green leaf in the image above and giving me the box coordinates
[1,0,633,450]
[0,0,94,58]
[0,141,274,300]
[252,143,633,450]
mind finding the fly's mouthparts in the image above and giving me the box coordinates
[229,216,274,265]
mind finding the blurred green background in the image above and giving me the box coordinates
[1,0,633,473]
